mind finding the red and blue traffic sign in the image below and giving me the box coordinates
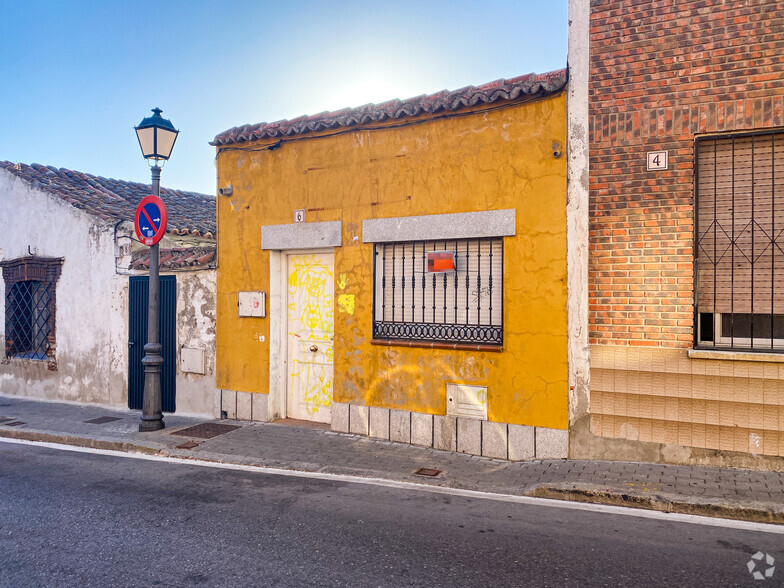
[134,195,168,246]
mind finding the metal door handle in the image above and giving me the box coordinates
[309,345,318,352]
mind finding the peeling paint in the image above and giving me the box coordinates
[216,93,568,428]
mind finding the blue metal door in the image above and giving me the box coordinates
[128,275,176,412]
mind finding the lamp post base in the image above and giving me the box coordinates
[139,415,165,432]
[139,341,165,432]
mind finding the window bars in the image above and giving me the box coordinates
[5,280,53,360]
[695,130,784,351]
[372,238,503,345]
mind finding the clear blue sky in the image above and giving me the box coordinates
[0,1,567,195]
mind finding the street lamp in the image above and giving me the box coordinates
[134,107,178,432]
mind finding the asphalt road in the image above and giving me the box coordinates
[0,443,780,587]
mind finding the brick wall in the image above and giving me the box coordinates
[589,0,784,347]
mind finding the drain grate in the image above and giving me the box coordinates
[171,422,241,439]
[175,440,203,450]
[413,467,442,477]
[84,416,123,425]
[4,421,26,427]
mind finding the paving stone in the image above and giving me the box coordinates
[349,405,369,436]
[221,390,237,419]
[212,389,222,419]
[433,415,457,452]
[411,412,433,447]
[236,391,252,421]
[390,409,411,444]
[508,424,535,461]
[457,418,481,455]
[331,402,349,433]
[251,393,268,422]
[535,426,568,459]
[369,407,390,439]
[482,421,508,459]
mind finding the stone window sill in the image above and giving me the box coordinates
[688,348,784,363]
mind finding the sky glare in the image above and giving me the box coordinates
[1,1,568,195]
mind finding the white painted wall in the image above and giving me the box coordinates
[0,170,127,407]
[0,170,218,416]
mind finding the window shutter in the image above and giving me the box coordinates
[696,133,784,314]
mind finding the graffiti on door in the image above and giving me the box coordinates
[287,254,334,419]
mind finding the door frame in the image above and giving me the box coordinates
[267,248,334,421]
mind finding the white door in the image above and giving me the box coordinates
[286,253,334,422]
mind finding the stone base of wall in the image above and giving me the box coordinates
[331,402,567,461]
[215,390,269,422]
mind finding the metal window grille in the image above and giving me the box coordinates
[5,280,53,360]
[695,130,784,351]
[372,238,503,345]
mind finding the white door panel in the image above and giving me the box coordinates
[286,253,334,422]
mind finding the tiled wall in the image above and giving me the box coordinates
[591,345,784,456]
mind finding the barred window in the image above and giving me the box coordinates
[1,257,62,362]
[372,238,503,346]
[696,130,784,351]
[5,281,53,359]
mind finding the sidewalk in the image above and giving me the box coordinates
[1,394,783,524]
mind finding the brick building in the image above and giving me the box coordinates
[580,0,784,467]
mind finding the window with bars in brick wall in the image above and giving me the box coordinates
[372,238,503,346]
[1,257,63,361]
[696,130,784,351]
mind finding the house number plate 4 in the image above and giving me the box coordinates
[647,151,668,171]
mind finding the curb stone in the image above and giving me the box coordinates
[527,483,784,525]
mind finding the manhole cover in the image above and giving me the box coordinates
[413,468,442,477]
[84,416,123,425]
[171,422,241,439]
[4,421,25,427]
[176,440,203,450]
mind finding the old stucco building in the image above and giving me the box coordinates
[0,162,218,416]
[212,71,571,459]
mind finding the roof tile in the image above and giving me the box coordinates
[211,69,567,146]
[0,162,215,239]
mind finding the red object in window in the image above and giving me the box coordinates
[427,251,456,273]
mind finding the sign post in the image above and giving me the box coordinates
[135,172,168,432]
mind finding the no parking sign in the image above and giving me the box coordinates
[134,195,168,246]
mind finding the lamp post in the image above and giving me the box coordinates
[134,107,178,432]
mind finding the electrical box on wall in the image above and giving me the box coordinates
[238,291,266,317]
[446,383,488,419]
[180,347,206,374]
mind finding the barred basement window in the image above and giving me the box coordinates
[1,257,62,362]
[695,130,784,351]
[372,238,503,345]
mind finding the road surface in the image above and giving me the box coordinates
[0,442,779,586]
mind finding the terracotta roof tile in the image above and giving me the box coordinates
[211,69,567,146]
[130,245,216,271]
[0,162,216,239]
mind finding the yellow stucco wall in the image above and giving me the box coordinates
[215,92,568,429]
